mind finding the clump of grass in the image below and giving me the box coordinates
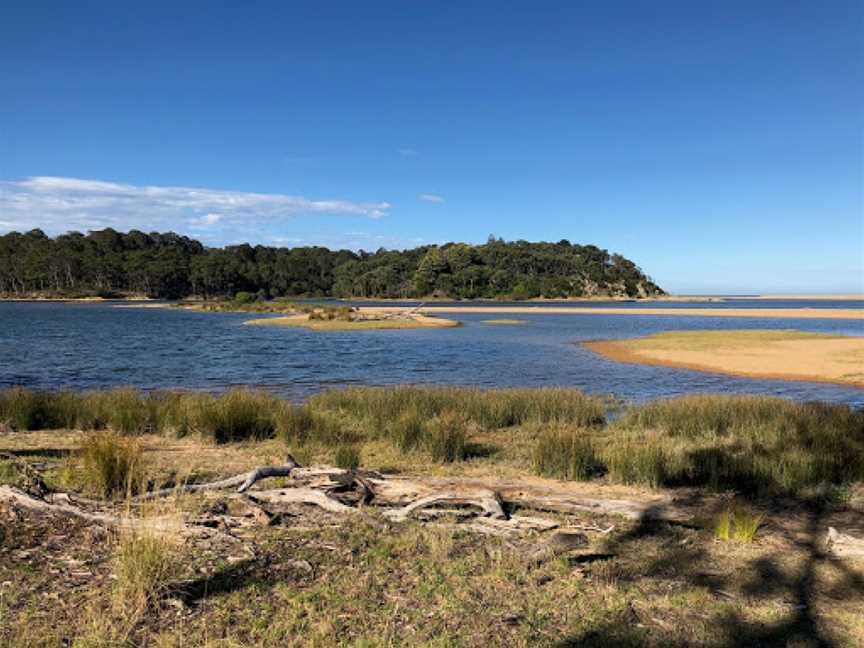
[426,411,469,462]
[79,430,145,498]
[602,437,669,488]
[194,389,278,443]
[713,509,731,541]
[113,530,179,618]
[275,403,315,444]
[712,502,764,543]
[731,504,764,543]
[334,444,361,470]
[388,407,426,451]
[533,427,602,480]
[82,388,157,434]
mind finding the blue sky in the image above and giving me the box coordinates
[1,1,861,294]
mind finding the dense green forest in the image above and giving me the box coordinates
[0,229,663,300]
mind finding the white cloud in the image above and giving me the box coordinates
[190,212,223,227]
[0,176,391,236]
[418,193,444,203]
[397,148,418,157]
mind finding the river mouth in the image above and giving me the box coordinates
[1,300,862,407]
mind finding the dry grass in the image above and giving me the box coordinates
[76,430,145,498]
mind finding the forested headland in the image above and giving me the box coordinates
[0,228,663,300]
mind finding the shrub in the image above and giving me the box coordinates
[533,427,602,481]
[426,411,469,462]
[233,291,256,304]
[79,431,145,498]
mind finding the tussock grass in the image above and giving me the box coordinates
[193,389,278,443]
[425,411,470,462]
[533,395,864,496]
[78,431,145,498]
[113,530,179,618]
[714,509,732,541]
[532,426,602,480]
[4,387,861,497]
[334,444,361,469]
[310,385,607,430]
[611,395,864,495]
[713,503,765,543]
[731,504,765,543]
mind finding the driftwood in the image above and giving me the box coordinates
[0,485,189,536]
[136,456,299,501]
[825,527,864,559]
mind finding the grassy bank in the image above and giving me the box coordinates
[2,386,861,498]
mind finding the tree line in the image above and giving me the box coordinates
[0,229,663,300]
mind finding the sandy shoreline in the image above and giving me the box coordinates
[409,306,864,320]
[583,330,864,388]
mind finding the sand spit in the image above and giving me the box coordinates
[583,330,864,387]
[410,306,864,320]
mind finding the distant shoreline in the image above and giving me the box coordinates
[2,292,862,305]
[411,306,864,320]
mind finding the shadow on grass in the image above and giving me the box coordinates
[1,448,70,459]
[555,501,863,648]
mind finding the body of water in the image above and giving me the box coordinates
[1,301,862,406]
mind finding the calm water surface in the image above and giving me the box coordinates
[1,302,862,406]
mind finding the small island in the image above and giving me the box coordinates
[584,330,864,387]
[245,308,460,331]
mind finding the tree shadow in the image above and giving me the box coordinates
[1,448,69,459]
[555,501,864,647]
[177,553,315,606]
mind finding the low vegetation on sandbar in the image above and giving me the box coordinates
[584,329,864,387]
[160,297,461,330]
[245,313,460,331]
[481,319,528,325]
[2,386,863,645]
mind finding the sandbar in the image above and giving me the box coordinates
[583,330,864,387]
[410,306,863,320]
